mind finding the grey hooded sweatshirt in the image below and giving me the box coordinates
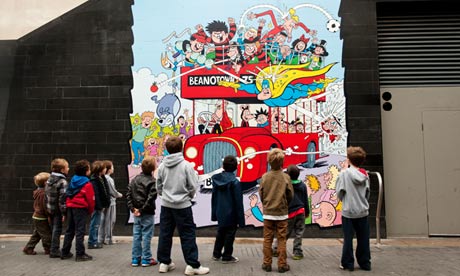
[156,152,198,209]
[335,166,370,219]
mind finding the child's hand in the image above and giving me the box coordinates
[133,208,141,217]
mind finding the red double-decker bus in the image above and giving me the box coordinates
[180,62,331,191]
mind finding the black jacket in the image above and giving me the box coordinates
[90,174,111,210]
[211,171,245,227]
[288,180,309,216]
[126,173,157,215]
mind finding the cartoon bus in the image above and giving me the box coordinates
[179,62,333,191]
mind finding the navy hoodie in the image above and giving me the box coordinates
[211,171,245,227]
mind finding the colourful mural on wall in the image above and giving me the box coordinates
[129,0,347,228]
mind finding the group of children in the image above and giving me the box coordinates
[23,158,122,261]
[24,140,372,274]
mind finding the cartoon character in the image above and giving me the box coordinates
[145,138,159,157]
[240,105,254,127]
[255,107,269,128]
[131,111,154,167]
[307,40,329,70]
[311,201,337,227]
[248,8,317,43]
[151,93,181,128]
[319,165,340,206]
[320,115,343,143]
[177,108,190,138]
[202,18,236,62]
[218,63,336,107]
[305,174,321,224]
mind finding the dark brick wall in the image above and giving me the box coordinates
[0,0,134,233]
[0,0,389,237]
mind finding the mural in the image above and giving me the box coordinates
[129,0,347,228]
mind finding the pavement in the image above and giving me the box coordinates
[1,235,460,276]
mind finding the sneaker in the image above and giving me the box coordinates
[278,265,290,273]
[184,265,210,275]
[360,264,372,271]
[159,262,176,273]
[292,254,304,260]
[339,264,354,271]
[22,247,37,255]
[49,253,61,258]
[211,256,220,261]
[132,257,140,267]
[221,256,239,264]
[75,253,93,262]
[60,252,74,260]
[87,244,103,249]
[44,248,50,255]
[261,264,272,272]
[142,258,158,267]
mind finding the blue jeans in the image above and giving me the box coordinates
[50,213,63,255]
[341,216,371,270]
[132,214,154,261]
[88,210,102,246]
[131,140,144,165]
[157,206,200,268]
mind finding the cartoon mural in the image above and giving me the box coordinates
[129,0,347,228]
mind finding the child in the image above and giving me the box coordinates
[156,136,210,275]
[45,158,69,258]
[23,172,52,255]
[61,160,95,261]
[273,164,309,260]
[126,157,158,267]
[87,160,110,249]
[99,160,123,245]
[336,146,371,271]
[259,148,293,273]
[211,155,245,263]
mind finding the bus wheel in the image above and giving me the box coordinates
[305,142,316,168]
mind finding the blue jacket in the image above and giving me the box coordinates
[211,171,245,227]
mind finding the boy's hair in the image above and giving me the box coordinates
[74,159,90,176]
[347,146,367,167]
[286,164,300,180]
[223,155,238,172]
[267,148,284,170]
[91,160,105,175]
[102,160,113,171]
[34,172,50,187]
[141,157,156,175]
[51,158,68,173]
[165,136,183,154]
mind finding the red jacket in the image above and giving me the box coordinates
[66,182,95,214]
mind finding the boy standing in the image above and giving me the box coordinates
[336,146,371,271]
[45,158,69,258]
[61,160,95,261]
[23,172,52,255]
[156,136,209,275]
[126,157,158,267]
[211,155,245,264]
[259,148,293,273]
[273,164,309,260]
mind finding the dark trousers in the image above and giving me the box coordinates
[157,206,200,268]
[25,219,52,250]
[212,225,237,261]
[49,213,64,254]
[341,216,371,269]
[62,208,88,257]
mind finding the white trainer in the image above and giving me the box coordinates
[184,265,210,275]
[159,262,176,273]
